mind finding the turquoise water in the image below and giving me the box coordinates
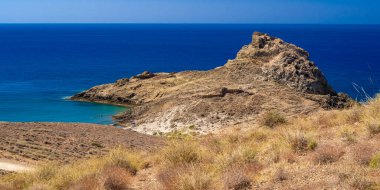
[1,24,380,123]
[0,80,126,124]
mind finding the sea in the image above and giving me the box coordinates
[0,24,379,124]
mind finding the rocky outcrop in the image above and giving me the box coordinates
[230,32,334,95]
[71,32,352,134]
[131,71,156,80]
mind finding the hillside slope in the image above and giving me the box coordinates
[2,97,380,189]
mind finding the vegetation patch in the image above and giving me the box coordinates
[367,120,380,135]
[259,111,287,128]
[352,143,375,165]
[222,165,252,190]
[369,153,380,168]
[91,142,104,148]
[286,131,316,153]
[5,96,380,189]
[313,145,344,164]
[162,141,202,165]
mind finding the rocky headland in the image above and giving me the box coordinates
[71,32,352,134]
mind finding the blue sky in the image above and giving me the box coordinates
[0,0,379,24]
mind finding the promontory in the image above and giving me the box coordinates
[71,32,352,134]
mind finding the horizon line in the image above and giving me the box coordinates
[0,22,379,25]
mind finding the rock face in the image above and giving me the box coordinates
[231,32,334,95]
[71,32,352,134]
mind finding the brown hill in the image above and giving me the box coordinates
[71,32,352,134]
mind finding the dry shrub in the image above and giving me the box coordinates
[367,120,380,136]
[176,168,213,190]
[281,151,297,163]
[340,128,357,144]
[0,148,143,190]
[249,130,268,142]
[228,134,241,144]
[222,165,252,190]
[103,167,132,190]
[28,184,51,190]
[313,145,344,164]
[287,131,308,153]
[0,174,29,190]
[0,181,45,190]
[105,148,143,175]
[0,163,63,190]
[286,131,316,153]
[316,113,336,128]
[338,169,374,190]
[34,163,60,182]
[267,147,281,164]
[203,136,223,154]
[273,167,288,182]
[348,175,374,190]
[157,165,213,190]
[215,145,258,170]
[157,165,179,190]
[345,108,362,124]
[352,143,375,165]
[162,141,202,165]
[259,112,287,128]
[69,174,102,190]
[0,183,25,190]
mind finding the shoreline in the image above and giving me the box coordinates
[69,97,131,127]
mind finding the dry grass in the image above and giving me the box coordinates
[222,165,252,190]
[352,143,375,165]
[0,148,144,190]
[313,145,344,164]
[157,165,214,190]
[259,111,287,128]
[103,167,132,190]
[4,96,380,189]
[340,128,357,144]
[69,174,102,190]
[285,130,317,153]
[367,120,380,136]
[273,167,288,182]
[161,141,203,165]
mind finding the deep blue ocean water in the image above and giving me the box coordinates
[0,24,379,123]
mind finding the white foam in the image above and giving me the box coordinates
[61,96,72,100]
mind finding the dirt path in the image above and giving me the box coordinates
[0,160,31,172]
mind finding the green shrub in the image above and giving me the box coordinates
[188,125,199,130]
[369,153,380,168]
[307,140,318,151]
[91,142,104,148]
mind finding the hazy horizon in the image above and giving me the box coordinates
[1,0,379,24]
[0,23,379,25]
